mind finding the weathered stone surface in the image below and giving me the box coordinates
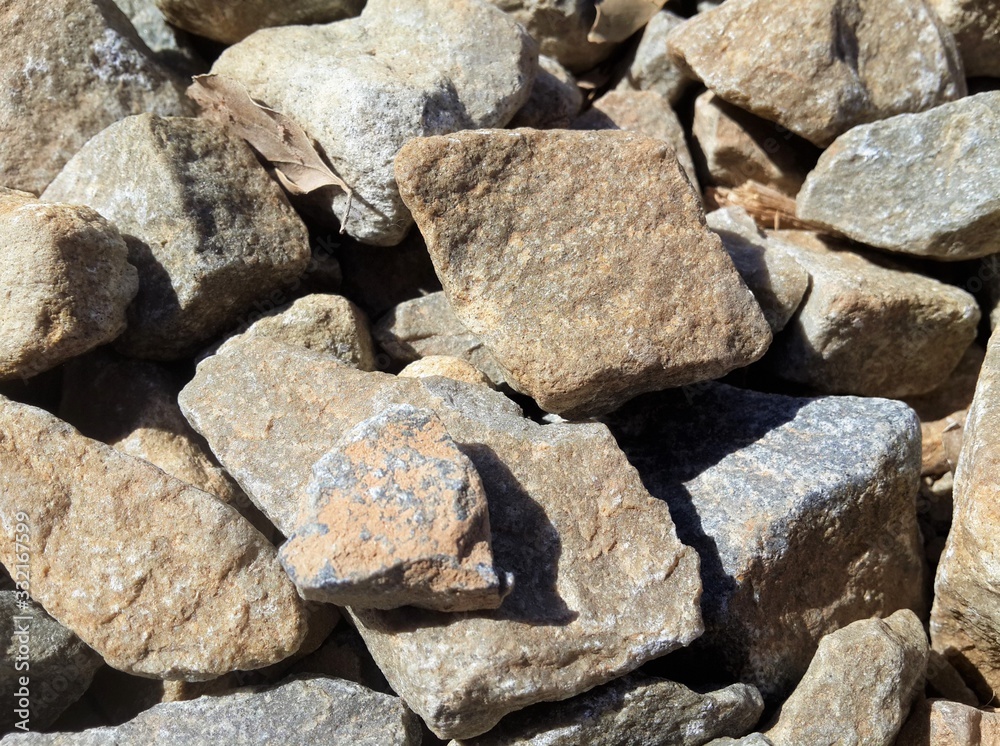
[212,0,537,246]
[928,0,1000,77]
[509,55,582,129]
[395,129,771,417]
[797,93,1000,261]
[280,405,504,611]
[763,231,980,397]
[693,92,817,196]
[896,698,1000,746]
[239,294,377,371]
[111,0,204,76]
[0,593,103,733]
[705,207,809,334]
[400,356,494,388]
[763,611,928,746]
[154,0,365,44]
[180,336,704,740]
[616,9,690,104]
[3,676,421,745]
[42,114,311,359]
[572,90,699,191]
[606,382,926,702]
[451,675,763,746]
[667,0,966,147]
[374,292,505,386]
[706,737,773,746]
[0,190,138,382]
[0,0,190,194]
[0,396,307,680]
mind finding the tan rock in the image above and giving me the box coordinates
[895,698,1000,746]
[0,396,308,680]
[395,129,771,418]
[0,190,138,382]
[667,0,966,147]
[400,356,494,388]
[927,0,1000,77]
[508,55,582,129]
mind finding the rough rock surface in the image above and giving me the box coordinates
[616,9,690,104]
[280,405,505,611]
[154,0,365,44]
[606,382,926,702]
[667,0,966,147]
[0,190,138,382]
[395,128,771,417]
[180,336,704,739]
[111,0,204,76]
[508,55,582,129]
[707,737,773,746]
[451,675,763,746]
[764,231,980,397]
[895,698,1000,745]
[797,93,1000,261]
[0,396,307,680]
[42,114,311,359]
[211,0,537,246]
[399,356,494,387]
[928,0,1000,77]
[2,676,422,745]
[0,0,190,194]
[763,611,928,746]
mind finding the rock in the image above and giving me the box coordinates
[374,292,505,386]
[111,0,204,76]
[450,675,763,746]
[763,611,929,746]
[931,329,1000,700]
[763,231,980,397]
[895,698,1000,746]
[395,128,771,418]
[399,357,494,388]
[212,0,537,246]
[572,90,699,191]
[925,649,980,706]
[706,737,773,746]
[927,0,1000,77]
[238,294,377,371]
[0,396,308,680]
[705,206,809,334]
[42,114,311,360]
[179,336,704,739]
[280,405,505,611]
[796,92,1000,261]
[666,0,966,147]
[154,0,365,44]
[0,0,190,194]
[509,55,582,129]
[0,593,103,733]
[605,382,926,702]
[0,190,138,382]
[615,9,691,104]
[3,676,422,745]
[289,624,393,694]
[692,92,818,196]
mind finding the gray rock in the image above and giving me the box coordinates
[706,737,773,746]
[450,675,763,745]
[42,114,311,360]
[179,336,704,740]
[667,0,966,147]
[509,55,582,129]
[0,0,190,195]
[615,9,691,104]
[111,0,204,76]
[211,0,537,246]
[763,610,928,746]
[2,676,422,745]
[605,382,926,702]
[928,0,1000,77]
[797,92,1000,261]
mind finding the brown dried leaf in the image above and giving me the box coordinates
[588,0,667,44]
[188,74,354,230]
[705,182,828,233]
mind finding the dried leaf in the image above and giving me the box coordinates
[705,182,829,233]
[187,74,354,231]
[588,0,667,44]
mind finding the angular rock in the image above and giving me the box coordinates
[927,0,1000,77]
[111,0,204,76]
[797,93,1000,261]
[400,356,494,388]
[280,405,504,611]
[154,0,365,44]
[42,114,311,359]
[395,129,771,417]
[763,611,928,746]
[616,9,691,104]
[763,231,980,397]
[0,396,308,680]
[451,675,763,746]
[508,55,582,129]
[0,0,190,194]
[895,698,1000,746]
[3,676,421,745]
[0,190,138,382]
[605,382,926,702]
[667,0,966,147]
[374,292,505,386]
[179,336,704,739]
[212,0,537,245]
